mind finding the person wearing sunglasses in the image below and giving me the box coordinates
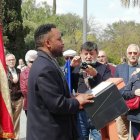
[115,44,140,140]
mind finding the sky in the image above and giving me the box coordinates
[36,0,140,27]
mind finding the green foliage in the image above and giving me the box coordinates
[4,0,140,66]
[98,21,140,64]
[21,0,52,50]
[2,0,96,64]
[2,0,25,59]
[21,0,95,56]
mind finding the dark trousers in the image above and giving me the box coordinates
[132,122,140,139]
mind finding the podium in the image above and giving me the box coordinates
[85,81,128,130]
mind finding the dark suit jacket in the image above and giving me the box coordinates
[71,61,111,93]
[7,68,22,101]
[115,63,130,85]
[122,71,140,123]
[27,51,80,140]
[114,63,140,94]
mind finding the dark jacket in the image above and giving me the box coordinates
[71,61,111,93]
[7,68,22,101]
[122,72,140,123]
[27,51,80,140]
[114,63,140,94]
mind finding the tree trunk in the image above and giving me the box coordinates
[53,0,56,15]
[0,0,2,25]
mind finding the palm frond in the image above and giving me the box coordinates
[121,0,140,7]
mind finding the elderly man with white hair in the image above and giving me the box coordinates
[6,53,23,140]
[115,44,140,140]
[20,50,37,116]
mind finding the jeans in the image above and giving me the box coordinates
[131,122,140,139]
[77,110,101,140]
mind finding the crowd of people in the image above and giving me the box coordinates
[2,23,140,140]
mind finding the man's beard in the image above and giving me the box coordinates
[52,50,63,58]
[83,60,97,64]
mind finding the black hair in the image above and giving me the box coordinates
[81,41,98,52]
[34,23,56,48]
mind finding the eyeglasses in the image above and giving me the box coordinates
[29,61,34,63]
[7,59,15,62]
[97,55,105,58]
[65,56,74,60]
[128,52,138,55]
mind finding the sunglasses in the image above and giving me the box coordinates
[29,61,34,63]
[128,52,138,55]
[65,56,74,60]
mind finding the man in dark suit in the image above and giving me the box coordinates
[115,44,140,140]
[26,24,94,140]
[70,41,111,140]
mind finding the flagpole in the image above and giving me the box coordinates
[83,0,87,43]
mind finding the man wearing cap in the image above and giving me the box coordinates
[63,49,77,60]
[20,50,37,116]
[71,41,111,140]
[63,49,77,92]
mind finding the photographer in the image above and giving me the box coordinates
[71,41,111,140]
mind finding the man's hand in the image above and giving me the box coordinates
[75,93,94,109]
[134,89,140,96]
[70,56,81,67]
[85,65,97,77]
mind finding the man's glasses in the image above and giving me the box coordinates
[128,52,138,55]
[29,61,34,63]
[7,59,15,62]
[97,55,105,58]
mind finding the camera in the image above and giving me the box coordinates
[80,62,94,69]
[80,62,88,69]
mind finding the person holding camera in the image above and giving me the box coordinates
[70,41,111,140]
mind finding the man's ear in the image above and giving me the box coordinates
[138,52,140,57]
[44,39,51,49]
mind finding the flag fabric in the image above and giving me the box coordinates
[0,24,15,138]
[64,59,72,94]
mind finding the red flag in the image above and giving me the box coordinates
[0,24,15,138]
